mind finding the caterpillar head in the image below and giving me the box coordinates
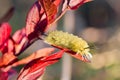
[45,30,92,62]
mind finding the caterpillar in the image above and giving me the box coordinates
[45,30,92,61]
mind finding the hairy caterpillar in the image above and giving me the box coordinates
[45,30,92,61]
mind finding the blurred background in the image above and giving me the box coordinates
[0,0,120,80]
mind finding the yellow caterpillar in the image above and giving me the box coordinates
[45,30,92,61]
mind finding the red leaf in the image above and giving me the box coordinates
[25,0,92,40]
[0,23,18,68]
[67,51,91,62]
[0,68,16,80]
[52,45,91,62]
[39,0,57,24]
[25,0,91,40]
[62,0,92,11]
[0,69,8,80]
[0,52,17,68]
[18,67,45,80]
[0,38,18,68]
[25,0,61,39]
[12,28,26,44]
[68,0,92,10]
[25,1,47,38]
[53,0,61,6]
[0,23,11,50]
[11,48,55,67]
[6,39,14,53]
[12,28,28,55]
[18,50,65,80]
